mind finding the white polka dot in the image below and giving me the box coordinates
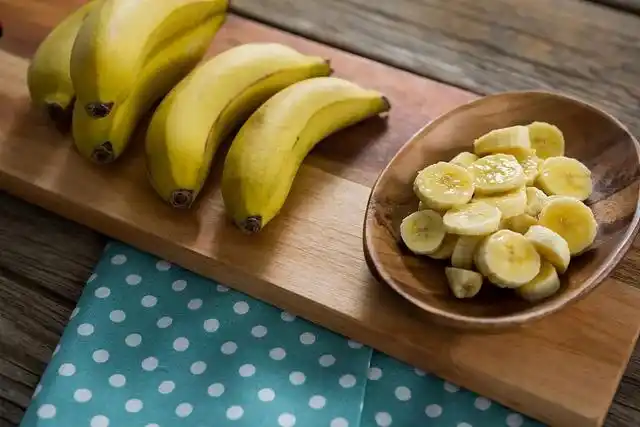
[142,357,159,371]
[125,399,143,413]
[88,273,97,282]
[125,333,142,347]
[330,418,349,427]
[258,388,275,402]
[188,299,202,310]
[109,374,126,387]
[93,349,109,363]
[173,337,189,351]
[395,386,411,401]
[204,318,219,332]
[70,307,79,319]
[426,404,443,418]
[368,367,383,380]
[216,285,229,292]
[414,368,426,376]
[208,383,225,397]
[156,260,171,271]
[74,388,92,402]
[175,403,193,418]
[221,341,237,355]
[111,254,127,265]
[172,279,187,291]
[457,423,473,427]
[77,323,94,336]
[126,274,141,285]
[475,396,492,411]
[91,415,109,427]
[289,371,306,385]
[347,340,363,349]
[109,310,126,323]
[58,363,76,376]
[444,381,460,392]
[37,404,56,419]
[281,311,296,322]
[339,374,356,388]
[52,344,60,356]
[270,347,286,360]
[309,395,326,409]
[226,405,244,420]
[146,424,159,427]
[300,332,316,345]
[278,413,296,427]
[157,316,173,328]
[506,413,524,427]
[141,295,157,308]
[233,301,249,314]
[33,384,42,397]
[375,412,392,427]
[319,354,336,367]
[95,286,111,298]
[191,361,207,375]
[239,364,256,377]
[159,380,175,394]
[251,325,268,338]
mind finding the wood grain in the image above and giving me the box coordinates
[1,12,640,427]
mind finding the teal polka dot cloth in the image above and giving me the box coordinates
[20,241,544,427]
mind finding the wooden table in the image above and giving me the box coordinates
[1,0,639,426]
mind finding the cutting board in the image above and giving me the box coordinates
[2,8,640,427]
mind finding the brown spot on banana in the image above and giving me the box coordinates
[239,216,262,234]
[85,102,114,119]
[170,190,194,209]
[91,142,115,164]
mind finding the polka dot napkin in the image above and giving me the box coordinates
[20,241,543,427]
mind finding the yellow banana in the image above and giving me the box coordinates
[145,43,332,208]
[26,0,100,131]
[222,76,390,233]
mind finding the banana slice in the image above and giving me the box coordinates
[515,261,561,302]
[473,125,531,156]
[527,122,565,159]
[450,151,478,168]
[511,148,541,185]
[451,236,483,269]
[474,229,541,288]
[445,267,483,299]
[525,186,548,216]
[429,234,459,260]
[400,210,447,255]
[469,153,526,195]
[413,162,475,210]
[538,196,598,255]
[504,213,538,235]
[524,225,571,273]
[473,186,526,219]
[443,201,502,236]
[536,156,593,201]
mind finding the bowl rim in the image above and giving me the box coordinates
[363,89,640,328]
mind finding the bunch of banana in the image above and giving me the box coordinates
[400,122,598,302]
[145,43,332,208]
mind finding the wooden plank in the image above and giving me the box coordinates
[1,12,640,427]
[594,0,640,14]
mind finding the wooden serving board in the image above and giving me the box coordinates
[1,12,640,427]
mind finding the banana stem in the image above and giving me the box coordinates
[239,216,262,234]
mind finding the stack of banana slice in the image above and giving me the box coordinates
[401,122,598,302]
[26,0,391,234]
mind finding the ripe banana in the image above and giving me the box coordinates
[221,77,390,233]
[450,151,478,168]
[527,122,565,159]
[525,186,547,216]
[512,148,541,185]
[515,261,561,302]
[473,125,530,156]
[503,213,538,235]
[538,196,598,255]
[536,156,593,201]
[443,201,502,236]
[27,0,100,131]
[451,235,482,269]
[400,210,446,255]
[145,43,332,208]
[473,186,527,219]
[413,162,474,211]
[469,153,526,195]
[524,225,571,273]
[428,234,458,260]
[445,267,483,299]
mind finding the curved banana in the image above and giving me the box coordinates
[221,76,391,233]
[27,0,100,131]
[145,43,333,208]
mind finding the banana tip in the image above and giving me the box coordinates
[46,102,72,133]
[239,216,262,234]
[381,96,391,111]
[85,102,114,119]
[91,142,115,164]
[170,190,194,209]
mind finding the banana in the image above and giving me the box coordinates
[536,156,593,201]
[527,122,565,159]
[473,125,530,156]
[413,162,475,211]
[400,210,446,255]
[469,153,526,195]
[221,77,390,233]
[443,201,502,236]
[538,196,598,255]
[515,261,561,302]
[451,235,483,269]
[145,43,332,208]
[503,213,538,235]
[512,148,541,186]
[445,267,483,299]
[474,229,541,288]
[70,0,228,163]
[450,151,478,168]
[429,234,458,260]
[473,186,526,219]
[27,0,101,131]
[524,225,571,273]
[525,186,548,216]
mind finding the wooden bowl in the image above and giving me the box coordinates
[363,91,640,330]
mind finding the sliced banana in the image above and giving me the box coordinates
[429,234,459,260]
[524,225,571,273]
[504,213,538,235]
[474,229,541,288]
[450,151,478,168]
[512,148,541,185]
[525,186,548,216]
[451,235,483,269]
[469,153,526,195]
[538,196,598,255]
[413,162,475,210]
[445,267,483,299]
[473,186,526,219]
[443,201,502,236]
[473,125,531,156]
[515,261,561,302]
[527,121,565,159]
[536,156,593,201]
[400,210,446,255]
